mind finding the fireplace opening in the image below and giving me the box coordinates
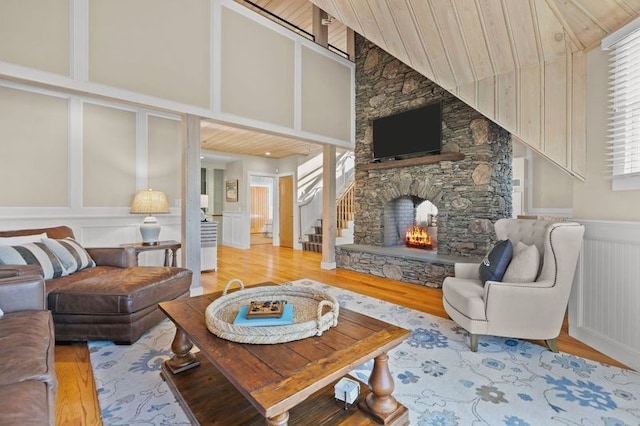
[382,197,438,250]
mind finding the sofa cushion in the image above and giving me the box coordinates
[479,239,513,284]
[0,242,67,280]
[503,241,540,283]
[43,237,95,274]
[0,310,56,388]
[48,267,192,315]
[0,381,51,426]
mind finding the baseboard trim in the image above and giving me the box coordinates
[321,261,336,270]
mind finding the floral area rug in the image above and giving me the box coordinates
[89,278,640,426]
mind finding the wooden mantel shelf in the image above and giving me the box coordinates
[357,153,465,171]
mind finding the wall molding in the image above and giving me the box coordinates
[0,0,355,150]
[569,219,640,371]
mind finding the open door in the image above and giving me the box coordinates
[278,175,293,248]
[249,176,274,246]
[251,186,269,233]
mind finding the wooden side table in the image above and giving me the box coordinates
[121,240,181,267]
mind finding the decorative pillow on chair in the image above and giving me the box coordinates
[43,238,96,274]
[502,241,540,283]
[479,239,513,284]
[0,242,68,279]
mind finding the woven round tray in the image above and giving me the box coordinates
[204,279,340,344]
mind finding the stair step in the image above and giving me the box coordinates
[306,234,323,243]
[302,241,322,253]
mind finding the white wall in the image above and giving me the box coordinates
[0,80,182,267]
[567,46,640,371]
[0,0,354,150]
[0,0,355,271]
[572,48,640,221]
[221,154,300,249]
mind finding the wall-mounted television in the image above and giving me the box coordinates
[372,102,442,161]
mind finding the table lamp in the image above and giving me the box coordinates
[200,194,209,222]
[130,189,170,245]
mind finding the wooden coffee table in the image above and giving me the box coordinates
[159,287,410,425]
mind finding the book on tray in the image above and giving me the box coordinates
[234,302,294,327]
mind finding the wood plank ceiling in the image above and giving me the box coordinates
[304,0,640,179]
[201,120,322,159]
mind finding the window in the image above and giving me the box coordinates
[603,19,640,190]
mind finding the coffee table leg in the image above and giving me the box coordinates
[164,326,200,374]
[266,411,289,426]
[359,352,405,424]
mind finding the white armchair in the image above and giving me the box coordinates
[442,219,585,352]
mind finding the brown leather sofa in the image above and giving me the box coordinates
[0,226,193,344]
[0,272,57,426]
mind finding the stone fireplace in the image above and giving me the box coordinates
[336,35,512,288]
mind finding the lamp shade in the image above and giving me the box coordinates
[130,189,170,215]
[200,194,209,209]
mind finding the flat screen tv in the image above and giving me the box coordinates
[372,102,442,160]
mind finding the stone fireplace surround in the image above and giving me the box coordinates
[336,36,512,288]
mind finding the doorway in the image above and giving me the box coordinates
[250,176,275,246]
[279,175,294,248]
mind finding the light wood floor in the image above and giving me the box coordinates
[54,244,630,425]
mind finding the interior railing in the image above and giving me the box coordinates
[239,0,349,59]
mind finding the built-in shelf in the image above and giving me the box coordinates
[357,153,465,171]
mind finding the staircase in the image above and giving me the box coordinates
[302,219,323,252]
[301,182,355,253]
[298,151,355,253]
[336,181,354,237]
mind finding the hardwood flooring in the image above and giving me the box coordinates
[54,244,629,425]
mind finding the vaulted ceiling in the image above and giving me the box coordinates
[306,0,640,179]
[212,1,640,173]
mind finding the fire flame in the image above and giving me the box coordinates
[405,226,434,249]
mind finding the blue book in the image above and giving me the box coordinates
[233,303,294,327]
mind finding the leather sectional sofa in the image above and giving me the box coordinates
[0,225,193,344]
[0,272,57,425]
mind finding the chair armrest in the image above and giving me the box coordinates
[86,247,138,268]
[454,263,481,279]
[0,265,44,279]
[0,275,46,313]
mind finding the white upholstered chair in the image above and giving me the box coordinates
[442,219,585,352]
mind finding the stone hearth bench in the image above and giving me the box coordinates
[336,244,483,288]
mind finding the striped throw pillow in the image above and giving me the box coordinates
[0,242,68,279]
[42,238,95,274]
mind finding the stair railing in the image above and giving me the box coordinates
[297,150,355,244]
[336,181,355,237]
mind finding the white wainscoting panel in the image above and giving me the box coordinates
[570,220,640,371]
[0,215,182,267]
[222,211,250,249]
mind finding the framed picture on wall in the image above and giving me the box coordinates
[225,179,238,202]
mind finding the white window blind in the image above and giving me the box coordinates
[604,23,640,189]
